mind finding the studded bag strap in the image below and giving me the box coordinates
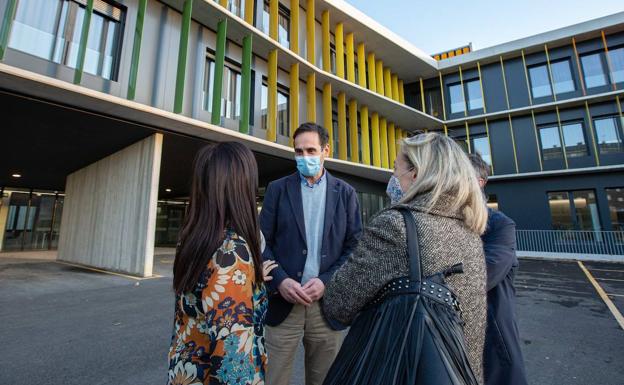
[399,208,422,283]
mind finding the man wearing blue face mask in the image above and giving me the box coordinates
[260,122,363,385]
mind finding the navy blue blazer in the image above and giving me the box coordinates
[482,208,529,385]
[259,171,362,330]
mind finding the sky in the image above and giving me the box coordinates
[345,0,624,55]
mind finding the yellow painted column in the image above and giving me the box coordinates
[322,82,333,156]
[360,105,370,165]
[375,60,384,96]
[244,0,254,24]
[367,52,377,92]
[306,0,315,64]
[391,74,399,101]
[267,49,278,142]
[384,68,392,97]
[337,92,347,160]
[357,43,366,88]
[269,0,278,40]
[371,112,381,167]
[220,0,227,7]
[290,63,300,146]
[307,72,316,122]
[335,23,344,78]
[388,122,397,165]
[398,80,405,103]
[290,0,299,54]
[349,99,359,162]
[346,33,355,83]
[380,117,389,168]
[321,10,330,72]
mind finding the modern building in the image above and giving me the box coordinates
[0,0,622,275]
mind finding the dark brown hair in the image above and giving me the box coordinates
[173,142,263,293]
[293,122,330,147]
[468,153,490,183]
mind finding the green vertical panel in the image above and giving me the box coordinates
[127,0,148,101]
[73,0,94,84]
[211,19,227,125]
[174,0,193,113]
[0,0,17,60]
[239,34,252,134]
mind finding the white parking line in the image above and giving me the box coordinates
[578,261,624,331]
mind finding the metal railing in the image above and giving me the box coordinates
[516,230,624,257]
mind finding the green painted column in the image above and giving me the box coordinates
[174,0,193,113]
[239,35,253,134]
[211,19,227,125]
[127,0,148,101]
[0,0,17,60]
[73,0,94,84]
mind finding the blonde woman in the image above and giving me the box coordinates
[323,133,488,385]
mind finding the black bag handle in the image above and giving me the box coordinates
[399,208,422,282]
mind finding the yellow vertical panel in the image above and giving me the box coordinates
[602,31,616,91]
[477,62,487,113]
[289,63,300,146]
[376,60,384,96]
[584,101,600,166]
[419,78,425,112]
[521,50,533,106]
[337,92,347,160]
[367,52,376,92]
[269,0,278,40]
[357,43,366,88]
[219,0,227,7]
[530,110,543,171]
[267,49,278,142]
[458,66,467,116]
[244,0,255,24]
[321,10,330,71]
[555,106,568,169]
[438,72,447,119]
[307,72,316,122]
[371,112,381,167]
[290,0,299,54]
[335,23,344,78]
[398,80,405,103]
[346,33,355,83]
[383,68,392,97]
[322,82,333,156]
[388,122,397,166]
[499,56,511,110]
[544,44,557,102]
[380,118,389,169]
[464,121,471,153]
[306,0,315,64]
[360,105,370,165]
[349,99,359,162]
[391,74,399,101]
[507,115,519,173]
[572,38,586,95]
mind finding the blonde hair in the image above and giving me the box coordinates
[398,132,488,234]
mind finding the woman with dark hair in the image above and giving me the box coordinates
[167,142,276,385]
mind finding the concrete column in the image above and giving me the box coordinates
[57,134,163,277]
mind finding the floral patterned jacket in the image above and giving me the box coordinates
[168,230,268,385]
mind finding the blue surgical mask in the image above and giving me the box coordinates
[296,156,322,177]
[386,175,403,204]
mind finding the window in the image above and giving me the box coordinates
[528,64,552,98]
[277,88,289,137]
[465,79,483,111]
[262,1,290,48]
[224,0,243,18]
[222,66,242,120]
[448,83,464,114]
[606,187,624,231]
[548,190,601,231]
[8,0,124,81]
[550,59,575,94]
[561,121,587,158]
[471,135,492,167]
[608,47,624,84]
[539,125,563,160]
[424,88,442,118]
[203,58,216,112]
[261,82,268,131]
[580,52,608,88]
[593,116,624,154]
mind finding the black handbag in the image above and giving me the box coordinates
[323,208,479,385]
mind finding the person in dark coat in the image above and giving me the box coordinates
[469,153,529,385]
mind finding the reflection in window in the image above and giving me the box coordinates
[593,117,624,154]
[561,122,587,158]
[581,52,608,88]
[551,60,575,94]
[528,64,552,98]
[465,79,483,111]
[539,125,563,160]
[448,83,464,114]
[425,88,442,118]
[277,88,289,137]
[262,1,290,48]
[572,190,601,231]
[548,192,574,230]
[472,136,492,167]
[8,0,123,80]
[203,58,216,112]
[608,47,624,84]
[548,190,602,231]
[606,187,624,231]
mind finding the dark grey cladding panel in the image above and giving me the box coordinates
[503,57,531,109]
[469,121,487,136]
[481,62,508,113]
[488,118,516,175]
[590,100,619,116]
[511,115,541,173]
[606,31,624,46]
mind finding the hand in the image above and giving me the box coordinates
[278,278,313,306]
[302,278,325,302]
[262,260,278,281]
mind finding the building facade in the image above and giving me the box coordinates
[0,0,622,274]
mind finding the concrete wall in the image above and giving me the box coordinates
[57,134,162,277]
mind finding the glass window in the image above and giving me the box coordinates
[548,190,602,231]
[203,57,215,112]
[425,88,442,118]
[8,0,124,81]
[448,83,464,114]
[606,187,624,231]
[262,1,289,48]
[472,135,492,167]
[226,0,243,18]
[221,66,242,120]
[581,52,608,88]
[277,88,289,137]
[550,59,575,94]
[548,192,575,230]
[593,116,624,154]
[572,190,601,231]
[261,82,268,131]
[539,125,563,160]
[561,122,587,158]
[608,47,624,84]
[487,194,499,211]
[465,79,483,111]
[528,64,552,98]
